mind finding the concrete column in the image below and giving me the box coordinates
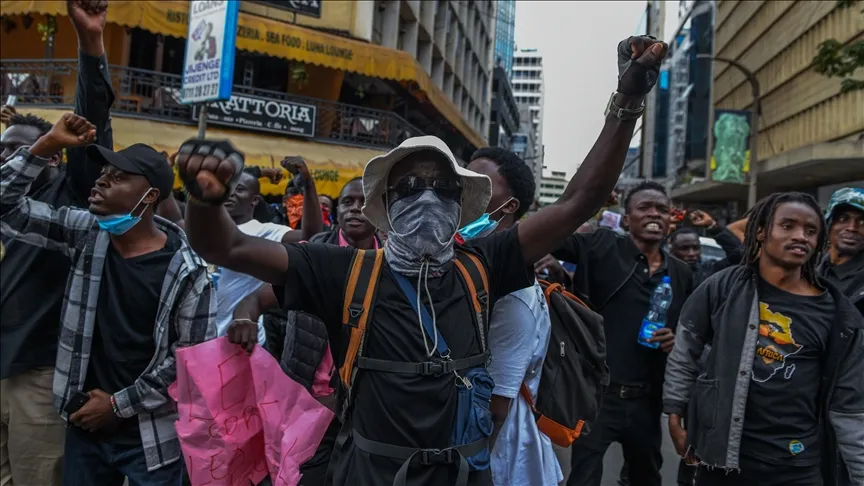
[381,0,400,49]
[447,26,459,67]
[418,40,433,74]
[421,0,436,34]
[406,0,421,18]
[432,57,445,87]
[120,28,132,66]
[434,2,448,47]
[401,19,419,57]
[154,35,165,73]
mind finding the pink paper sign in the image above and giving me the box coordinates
[170,338,334,486]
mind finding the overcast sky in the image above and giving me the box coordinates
[514,0,682,177]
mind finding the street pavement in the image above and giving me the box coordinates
[601,419,686,486]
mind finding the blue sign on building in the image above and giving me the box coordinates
[181,0,240,104]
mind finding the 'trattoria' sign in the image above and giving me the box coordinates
[194,93,317,138]
[251,0,322,18]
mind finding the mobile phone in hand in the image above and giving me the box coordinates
[63,391,90,415]
[5,95,16,107]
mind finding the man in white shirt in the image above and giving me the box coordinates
[213,162,323,347]
[464,147,563,486]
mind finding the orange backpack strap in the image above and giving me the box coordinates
[339,249,384,387]
[454,249,490,352]
[519,382,537,410]
[537,278,589,309]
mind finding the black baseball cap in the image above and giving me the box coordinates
[86,144,174,200]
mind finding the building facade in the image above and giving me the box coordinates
[511,105,542,190]
[494,0,516,75]
[489,67,520,149]
[1,0,495,198]
[511,48,545,185]
[370,0,496,146]
[671,0,864,210]
[538,170,568,207]
[511,48,544,148]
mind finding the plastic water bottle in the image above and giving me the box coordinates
[638,276,673,349]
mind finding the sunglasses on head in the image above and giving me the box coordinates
[387,176,462,203]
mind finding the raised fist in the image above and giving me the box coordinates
[48,113,96,148]
[67,0,107,35]
[689,209,717,229]
[617,36,668,97]
[281,156,310,186]
[176,139,245,203]
[0,105,17,127]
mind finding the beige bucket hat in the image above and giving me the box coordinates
[361,136,491,232]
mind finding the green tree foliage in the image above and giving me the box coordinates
[811,0,864,93]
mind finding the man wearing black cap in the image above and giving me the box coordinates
[0,113,216,485]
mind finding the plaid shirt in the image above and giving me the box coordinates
[0,148,217,471]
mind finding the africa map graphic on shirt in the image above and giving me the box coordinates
[753,303,803,382]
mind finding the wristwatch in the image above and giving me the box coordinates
[604,92,645,120]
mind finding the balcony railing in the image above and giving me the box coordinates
[1,59,423,149]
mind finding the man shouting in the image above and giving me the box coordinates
[178,36,667,486]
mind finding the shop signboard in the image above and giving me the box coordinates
[194,93,317,138]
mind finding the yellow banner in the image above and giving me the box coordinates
[0,0,486,148]
[25,107,375,198]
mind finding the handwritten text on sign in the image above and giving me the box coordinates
[170,338,334,486]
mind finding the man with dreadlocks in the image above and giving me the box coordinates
[663,192,864,486]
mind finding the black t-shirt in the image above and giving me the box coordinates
[741,277,834,466]
[277,228,531,486]
[599,253,669,385]
[83,231,180,444]
[819,252,864,314]
[0,175,75,379]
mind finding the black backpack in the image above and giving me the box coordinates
[519,280,609,446]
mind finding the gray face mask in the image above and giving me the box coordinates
[384,189,461,276]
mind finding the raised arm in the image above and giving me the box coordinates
[178,140,290,284]
[0,114,96,256]
[690,209,744,266]
[64,0,115,205]
[517,37,667,264]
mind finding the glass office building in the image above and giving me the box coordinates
[495,0,516,75]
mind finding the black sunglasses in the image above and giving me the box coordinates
[387,176,462,203]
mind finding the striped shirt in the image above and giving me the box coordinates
[0,147,217,471]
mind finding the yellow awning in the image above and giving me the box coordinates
[25,108,377,197]
[1,0,487,148]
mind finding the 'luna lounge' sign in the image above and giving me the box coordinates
[194,93,317,138]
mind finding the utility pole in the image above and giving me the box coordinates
[697,54,761,208]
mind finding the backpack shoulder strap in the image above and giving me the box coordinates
[538,279,590,309]
[454,249,490,352]
[339,249,384,386]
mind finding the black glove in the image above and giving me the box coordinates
[616,36,667,97]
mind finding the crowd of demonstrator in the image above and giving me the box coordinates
[2,3,863,486]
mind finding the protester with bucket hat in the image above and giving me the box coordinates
[178,35,667,486]
[819,187,864,315]
[0,113,216,485]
